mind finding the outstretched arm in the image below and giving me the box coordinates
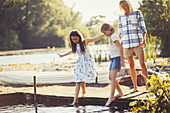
[85,34,105,45]
[57,50,72,58]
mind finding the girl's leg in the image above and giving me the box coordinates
[81,81,86,97]
[105,70,118,106]
[114,80,124,98]
[72,82,81,105]
[127,57,138,93]
[138,53,149,90]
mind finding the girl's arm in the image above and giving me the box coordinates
[114,40,125,67]
[57,50,72,58]
[85,34,105,45]
[119,36,122,40]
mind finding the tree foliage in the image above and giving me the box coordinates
[139,0,170,57]
[0,0,89,50]
[86,15,105,30]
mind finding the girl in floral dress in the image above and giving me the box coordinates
[57,30,105,105]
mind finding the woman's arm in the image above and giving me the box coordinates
[85,34,105,45]
[142,32,146,49]
[118,16,123,41]
[57,50,72,58]
[139,10,147,33]
[114,40,125,67]
[139,10,147,49]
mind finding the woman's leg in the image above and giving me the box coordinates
[127,57,138,93]
[138,53,149,90]
[81,81,86,97]
[72,82,81,105]
[105,70,118,106]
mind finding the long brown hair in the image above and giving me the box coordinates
[70,30,86,53]
[101,23,114,36]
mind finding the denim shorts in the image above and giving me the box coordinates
[109,56,121,71]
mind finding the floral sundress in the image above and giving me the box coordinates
[73,44,96,82]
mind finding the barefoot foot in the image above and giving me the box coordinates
[115,93,124,98]
[82,93,86,98]
[146,85,149,90]
[105,97,115,107]
[71,100,78,106]
[130,89,138,94]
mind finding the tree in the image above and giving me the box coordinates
[86,15,106,30]
[0,0,23,50]
[139,0,170,57]
[113,19,119,35]
[0,0,85,50]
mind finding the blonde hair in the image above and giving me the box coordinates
[119,0,134,15]
[101,23,114,36]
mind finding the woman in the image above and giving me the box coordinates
[118,0,149,93]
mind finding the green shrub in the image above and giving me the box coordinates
[130,74,170,112]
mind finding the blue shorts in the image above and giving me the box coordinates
[109,56,121,71]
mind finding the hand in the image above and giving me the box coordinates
[109,74,111,80]
[141,39,146,49]
[56,52,63,58]
[121,60,126,68]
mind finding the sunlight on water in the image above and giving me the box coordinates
[0,53,76,65]
[0,104,117,113]
[0,44,109,65]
